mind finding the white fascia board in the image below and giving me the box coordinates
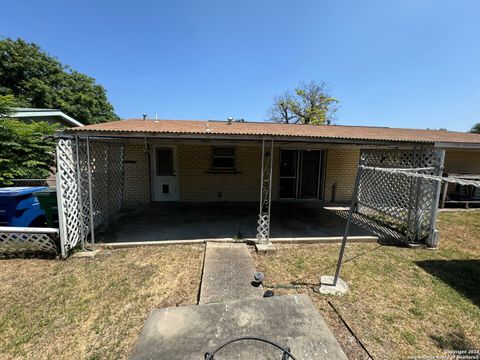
[12,111,84,127]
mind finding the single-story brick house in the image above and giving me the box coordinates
[53,119,480,256]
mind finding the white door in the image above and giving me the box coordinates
[152,146,179,201]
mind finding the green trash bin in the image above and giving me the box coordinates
[33,188,58,228]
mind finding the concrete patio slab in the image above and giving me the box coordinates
[129,294,348,360]
[98,202,395,243]
[199,243,263,304]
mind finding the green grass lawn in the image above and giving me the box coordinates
[0,245,204,360]
[253,211,480,359]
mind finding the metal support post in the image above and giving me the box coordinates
[256,139,274,244]
[86,136,95,245]
[74,136,86,251]
[333,158,364,286]
[427,150,445,247]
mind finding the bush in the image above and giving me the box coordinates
[0,119,58,186]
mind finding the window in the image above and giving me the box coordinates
[212,146,235,170]
[156,148,174,175]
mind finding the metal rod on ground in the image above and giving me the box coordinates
[75,136,86,251]
[86,136,95,245]
[333,158,364,287]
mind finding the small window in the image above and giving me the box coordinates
[156,148,174,175]
[212,146,235,170]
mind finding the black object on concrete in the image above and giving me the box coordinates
[263,290,274,298]
[204,337,296,360]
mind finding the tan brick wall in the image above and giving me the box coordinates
[123,144,150,204]
[123,141,360,204]
[324,148,360,202]
[177,143,279,201]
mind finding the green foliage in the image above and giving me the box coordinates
[0,38,118,124]
[0,95,17,117]
[470,123,480,134]
[0,119,58,186]
[270,81,338,125]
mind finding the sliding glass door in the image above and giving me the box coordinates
[279,149,324,200]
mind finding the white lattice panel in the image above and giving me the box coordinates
[0,230,58,255]
[256,140,274,243]
[358,148,444,243]
[56,138,124,257]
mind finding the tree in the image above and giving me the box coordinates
[470,123,480,134]
[0,38,118,124]
[0,118,58,186]
[269,81,338,125]
[0,95,16,117]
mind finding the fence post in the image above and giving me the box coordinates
[427,150,445,248]
[55,142,68,258]
[86,136,95,245]
[74,136,86,251]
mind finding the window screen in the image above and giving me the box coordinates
[212,146,235,169]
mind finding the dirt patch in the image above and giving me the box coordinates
[0,244,205,360]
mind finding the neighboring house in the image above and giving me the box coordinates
[5,108,83,187]
[52,119,480,256]
[9,108,83,128]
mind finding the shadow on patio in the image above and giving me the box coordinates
[97,202,403,244]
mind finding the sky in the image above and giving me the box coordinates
[2,0,480,131]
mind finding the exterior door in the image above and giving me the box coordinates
[299,150,321,199]
[152,146,179,201]
[279,149,323,199]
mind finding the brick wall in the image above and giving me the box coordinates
[123,144,150,204]
[177,143,280,201]
[324,148,360,203]
[123,141,359,204]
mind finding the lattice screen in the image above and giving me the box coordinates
[0,230,58,255]
[357,148,444,244]
[256,140,274,243]
[56,138,125,257]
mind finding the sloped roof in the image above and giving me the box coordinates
[65,119,480,145]
[11,108,84,127]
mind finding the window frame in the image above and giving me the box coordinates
[211,146,236,170]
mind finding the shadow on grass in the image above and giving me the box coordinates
[430,331,477,351]
[416,259,480,307]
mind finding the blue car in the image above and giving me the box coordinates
[0,186,48,227]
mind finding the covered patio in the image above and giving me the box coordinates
[96,201,400,244]
[52,119,456,257]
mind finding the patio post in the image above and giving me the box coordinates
[333,157,365,286]
[74,136,86,251]
[427,149,445,248]
[86,136,95,245]
[256,139,274,244]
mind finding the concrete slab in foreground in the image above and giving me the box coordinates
[200,242,263,304]
[130,294,348,360]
